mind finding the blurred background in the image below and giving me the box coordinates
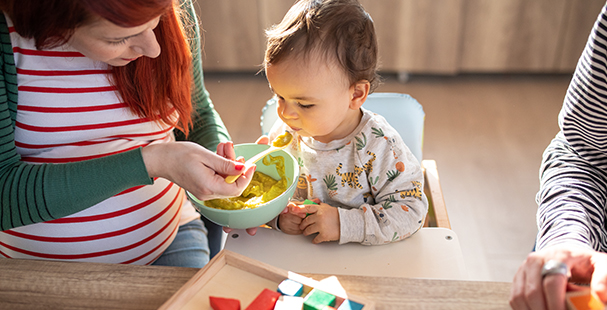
[193,0,606,282]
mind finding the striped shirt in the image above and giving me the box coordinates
[0,0,231,264]
[536,2,607,251]
[0,15,201,264]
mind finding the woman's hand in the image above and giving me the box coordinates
[256,135,270,145]
[510,245,607,310]
[141,141,255,200]
[217,138,269,236]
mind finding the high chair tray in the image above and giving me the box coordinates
[224,226,467,280]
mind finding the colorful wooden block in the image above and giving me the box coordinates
[246,288,281,310]
[303,289,336,310]
[209,296,241,310]
[277,279,304,297]
[566,290,605,310]
[337,299,364,310]
[273,295,304,310]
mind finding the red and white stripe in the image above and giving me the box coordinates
[0,15,200,264]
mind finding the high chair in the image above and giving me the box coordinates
[260,92,450,229]
[223,93,465,279]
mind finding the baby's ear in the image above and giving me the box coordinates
[350,80,370,109]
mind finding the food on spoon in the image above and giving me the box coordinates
[272,131,293,148]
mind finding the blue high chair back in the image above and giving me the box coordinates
[260,92,425,162]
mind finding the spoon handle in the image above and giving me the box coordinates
[224,146,279,184]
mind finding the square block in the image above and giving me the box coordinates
[303,289,336,310]
[274,295,304,310]
[277,279,304,297]
[566,290,605,310]
[337,299,364,310]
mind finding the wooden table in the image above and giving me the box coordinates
[0,257,512,310]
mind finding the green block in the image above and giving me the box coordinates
[303,289,336,310]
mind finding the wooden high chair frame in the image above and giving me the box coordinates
[421,159,450,229]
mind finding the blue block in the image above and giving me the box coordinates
[338,299,364,310]
[277,279,304,297]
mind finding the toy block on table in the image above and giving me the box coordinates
[303,288,336,310]
[210,296,241,310]
[277,279,304,297]
[337,299,364,310]
[245,288,281,310]
[566,290,605,310]
[273,295,304,310]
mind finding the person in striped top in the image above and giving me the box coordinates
[510,2,607,309]
[0,0,255,267]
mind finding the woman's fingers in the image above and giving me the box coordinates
[511,261,533,310]
[255,135,270,145]
[543,274,568,310]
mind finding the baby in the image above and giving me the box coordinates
[264,0,428,245]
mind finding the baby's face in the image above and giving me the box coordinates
[266,53,362,143]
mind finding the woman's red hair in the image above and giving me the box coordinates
[0,0,194,134]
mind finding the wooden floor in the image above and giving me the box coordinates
[204,71,571,282]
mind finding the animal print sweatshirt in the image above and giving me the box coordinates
[270,108,428,245]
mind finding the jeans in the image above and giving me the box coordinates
[151,217,210,268]
[200,214,224,259]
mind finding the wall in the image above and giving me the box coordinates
[194,0,605,74]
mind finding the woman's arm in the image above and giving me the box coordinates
[535,133,607,251]
[173,0,231,151]
[0,13,154,231]
[535,3,607,252]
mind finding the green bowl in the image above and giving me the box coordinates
[187,143,299,229]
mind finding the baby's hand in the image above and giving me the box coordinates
[297,200,340,244]
[278,202,306,234]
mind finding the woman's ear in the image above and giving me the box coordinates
[349,80,370,110]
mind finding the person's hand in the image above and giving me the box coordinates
[141,141,255,200]
[293,199,340,244]
[256,135,270,145]
[216,141,245,166]
[277,201,306,235]
[510,245,607,310]
[218,138,270,236]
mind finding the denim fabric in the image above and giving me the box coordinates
[200,215,224,259]
[151,217,210,268]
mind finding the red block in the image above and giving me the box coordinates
[210,296,241,310]
[245,288,281,310]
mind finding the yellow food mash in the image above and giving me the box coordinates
[205,154,288,210]
[272,131,292,148]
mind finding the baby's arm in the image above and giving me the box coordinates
[340,134,428,245]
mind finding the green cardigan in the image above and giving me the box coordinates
[0,0,231,230]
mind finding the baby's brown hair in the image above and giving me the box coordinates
[264,0,380,92]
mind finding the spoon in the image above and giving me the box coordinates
[224,131,293,184]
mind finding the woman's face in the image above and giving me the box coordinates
[68,16,161,66]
